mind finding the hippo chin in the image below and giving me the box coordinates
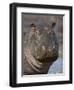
[23,23,58,75]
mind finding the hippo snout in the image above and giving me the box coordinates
[34,45,58,63]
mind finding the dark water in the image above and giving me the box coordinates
[48,57,63,74]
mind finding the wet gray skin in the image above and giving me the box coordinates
[23,23,59,75]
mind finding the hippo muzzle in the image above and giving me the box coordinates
[28,30,58,63]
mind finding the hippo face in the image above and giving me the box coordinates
[34,32,58,62]
[25,23,58,63]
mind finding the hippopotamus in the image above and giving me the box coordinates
[23,22,59,75]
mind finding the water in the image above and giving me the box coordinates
[48,57,63,74]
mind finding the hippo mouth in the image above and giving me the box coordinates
[32,46,58,63]
[36,55,58,63]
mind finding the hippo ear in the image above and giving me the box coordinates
[52,22,56,28]
[30,23,36,27]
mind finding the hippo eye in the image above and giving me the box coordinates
[52,22,56,28]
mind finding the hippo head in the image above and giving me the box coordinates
[25,22,59,63]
